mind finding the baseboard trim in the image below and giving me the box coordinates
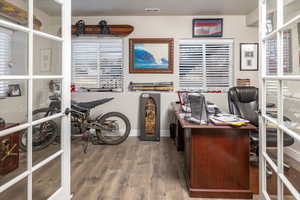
[284,147,300,163]
[129,129,170,137]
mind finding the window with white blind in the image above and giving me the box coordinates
[179,39,234,92]
[0,28,12,97]
[72,37,123,92]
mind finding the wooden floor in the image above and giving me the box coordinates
[70,138,261,200]
[0,137,299,199]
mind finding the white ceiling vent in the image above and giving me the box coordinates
[144,8,161,12]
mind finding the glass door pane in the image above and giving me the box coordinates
[33,0,62,37]
[0,178,27,199]
[281,19,300,76]
[266,35,278,76]
[0,0,70,198]
[266,0,277,33]
[261,0,300,200]
[0,80,28,125]
[284,0,300,24]
[0,0,29,27]
[32,156,61,200]
[266,162,278,200]
[33,35,62,75]
[0,128,28,187]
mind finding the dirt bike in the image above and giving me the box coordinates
[20,94,131,152]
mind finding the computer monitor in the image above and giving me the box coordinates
[188,93,208,124]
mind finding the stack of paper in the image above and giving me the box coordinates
[209,114,249,126]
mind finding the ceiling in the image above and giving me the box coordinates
[34,0,61,16]
[71,0,258,16]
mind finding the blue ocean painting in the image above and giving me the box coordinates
[134,43,169,69]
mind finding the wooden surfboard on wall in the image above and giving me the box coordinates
[71,24,134,36]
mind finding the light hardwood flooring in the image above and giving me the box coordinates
[71,137,261,200]
[1,137,299,199]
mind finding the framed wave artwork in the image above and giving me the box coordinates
[129,38,174,73]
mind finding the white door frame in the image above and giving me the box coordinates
[259,0,300,199]
[0,0,71,199]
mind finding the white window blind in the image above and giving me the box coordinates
[179,39,233,92]
[0,28,12,97]
[72,37,123,91]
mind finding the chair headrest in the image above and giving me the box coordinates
[230,87,258,103]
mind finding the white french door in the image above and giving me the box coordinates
[259,0,300,199]
[0,0,71,199]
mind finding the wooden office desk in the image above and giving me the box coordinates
[172,103,256,199]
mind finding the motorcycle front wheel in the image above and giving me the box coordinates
[96,112,131,145]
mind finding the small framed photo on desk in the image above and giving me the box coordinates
[177,91,191,105]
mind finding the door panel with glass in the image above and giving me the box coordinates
[260,0,300,199]
[0,0,71,199]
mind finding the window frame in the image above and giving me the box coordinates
[71,36,124,93]
[179,38,234,92]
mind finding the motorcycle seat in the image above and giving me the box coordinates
[72,98,114,111]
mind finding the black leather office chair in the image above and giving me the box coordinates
[228,87,294,168]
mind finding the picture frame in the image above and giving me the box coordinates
[7,84,21,97]
[177,91,191,105]
[40,48,52,72]
[129,38,174,73]
[193,18,223,37]
[240,43,259,71]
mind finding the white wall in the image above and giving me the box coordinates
[71,15,259,133]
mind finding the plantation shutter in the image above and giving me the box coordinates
[72,37,99,88]
[179,39,233,91]
[179,41,204,90]
[205,43,232,88]
[98,39,123,89]
[0,28,12,97]
[72,37,123,91]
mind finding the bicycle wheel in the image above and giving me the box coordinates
[19,108,58,151]
[96,112,131,145]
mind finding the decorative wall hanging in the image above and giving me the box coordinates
[240,43,259,71]
[0,0,42,30]
[40,48,52,72]
[129,82,173,92]
[72,20,134,36]
[177,91,191,105]
[193,19,223,37]
[129,38,174,74]
[139,93,160,141]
